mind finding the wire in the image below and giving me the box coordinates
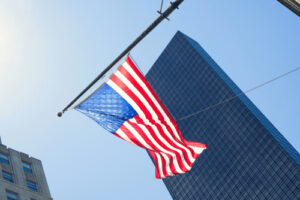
[159,0,164,13]
[177,66,300,121]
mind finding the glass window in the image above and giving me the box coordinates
[0,152,9,165]
[6,191,18,200]
[22,161,33,173]
[2,171,14,183]
[26,180,38,192]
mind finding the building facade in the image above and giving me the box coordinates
[146,31,300,200]
[0,139,52,200]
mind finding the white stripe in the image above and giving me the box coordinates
[116,69,194,165]
[115,70,159,121]
[155,152,165,178]
[123,122,153,151]
[118,122,172,177]
[155,122,195,166]
[131,118,191,171]
[160,153,174,176]
[129,118,179,175]
[108,73,192,171]
[188,146,205,154]
[123,62,187,144]
[109,72,193,170]
[106,79,146,120]
[117,66,195,164]
[115,129,136,146]
[149,124,191,170]
[123,121,175,176]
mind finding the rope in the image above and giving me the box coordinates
[177,66,300,121]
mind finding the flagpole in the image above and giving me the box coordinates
[58,0,184,117]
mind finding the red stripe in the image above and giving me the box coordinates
[126,121,153,149]
[131,116,180,175]
[159,152,168,178]
[147,150,161,179]
[127,121,170,177]
[183,139,208,149]
[125,58,193,152]
[150,120,191,170]
[118,125,144,148]
[135,115,189,172]
[118,64,194,168]
[119,65,165,121]
[108,57,208,178]
[110,75,153,120]
[132,117,178,174]
[126,57,174,119]
[114,132,123,140]
[111,73,192,167]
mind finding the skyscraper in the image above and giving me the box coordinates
[146,31,300,200]
[0,138,52,200]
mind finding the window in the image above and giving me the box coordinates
[6,191,18,200]
[2,171,14,183]
[0,152,9,165]
[26,180,38,192]
[22,161,32,173]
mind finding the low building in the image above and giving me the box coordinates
[0,138,52,200]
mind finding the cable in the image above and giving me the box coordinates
[177,66,300,121]
[159,0,164,13]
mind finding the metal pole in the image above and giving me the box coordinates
[58,0,184,117]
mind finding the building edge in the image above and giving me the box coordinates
[0,141,52,199]
[176,31,300,166]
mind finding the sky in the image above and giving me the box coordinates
[0,0,299,199]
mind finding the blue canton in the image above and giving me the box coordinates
[76,83,137,133]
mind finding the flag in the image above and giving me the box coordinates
[76,56,208,178]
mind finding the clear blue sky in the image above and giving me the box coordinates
[0,1,299,199]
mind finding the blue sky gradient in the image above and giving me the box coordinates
[0,1,299,199]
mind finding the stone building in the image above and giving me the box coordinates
[0,138,52,200]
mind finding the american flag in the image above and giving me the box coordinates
[76,56,207,178]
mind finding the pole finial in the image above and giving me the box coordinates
[57,112,63,117]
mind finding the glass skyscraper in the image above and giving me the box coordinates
[146,31,300,200]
